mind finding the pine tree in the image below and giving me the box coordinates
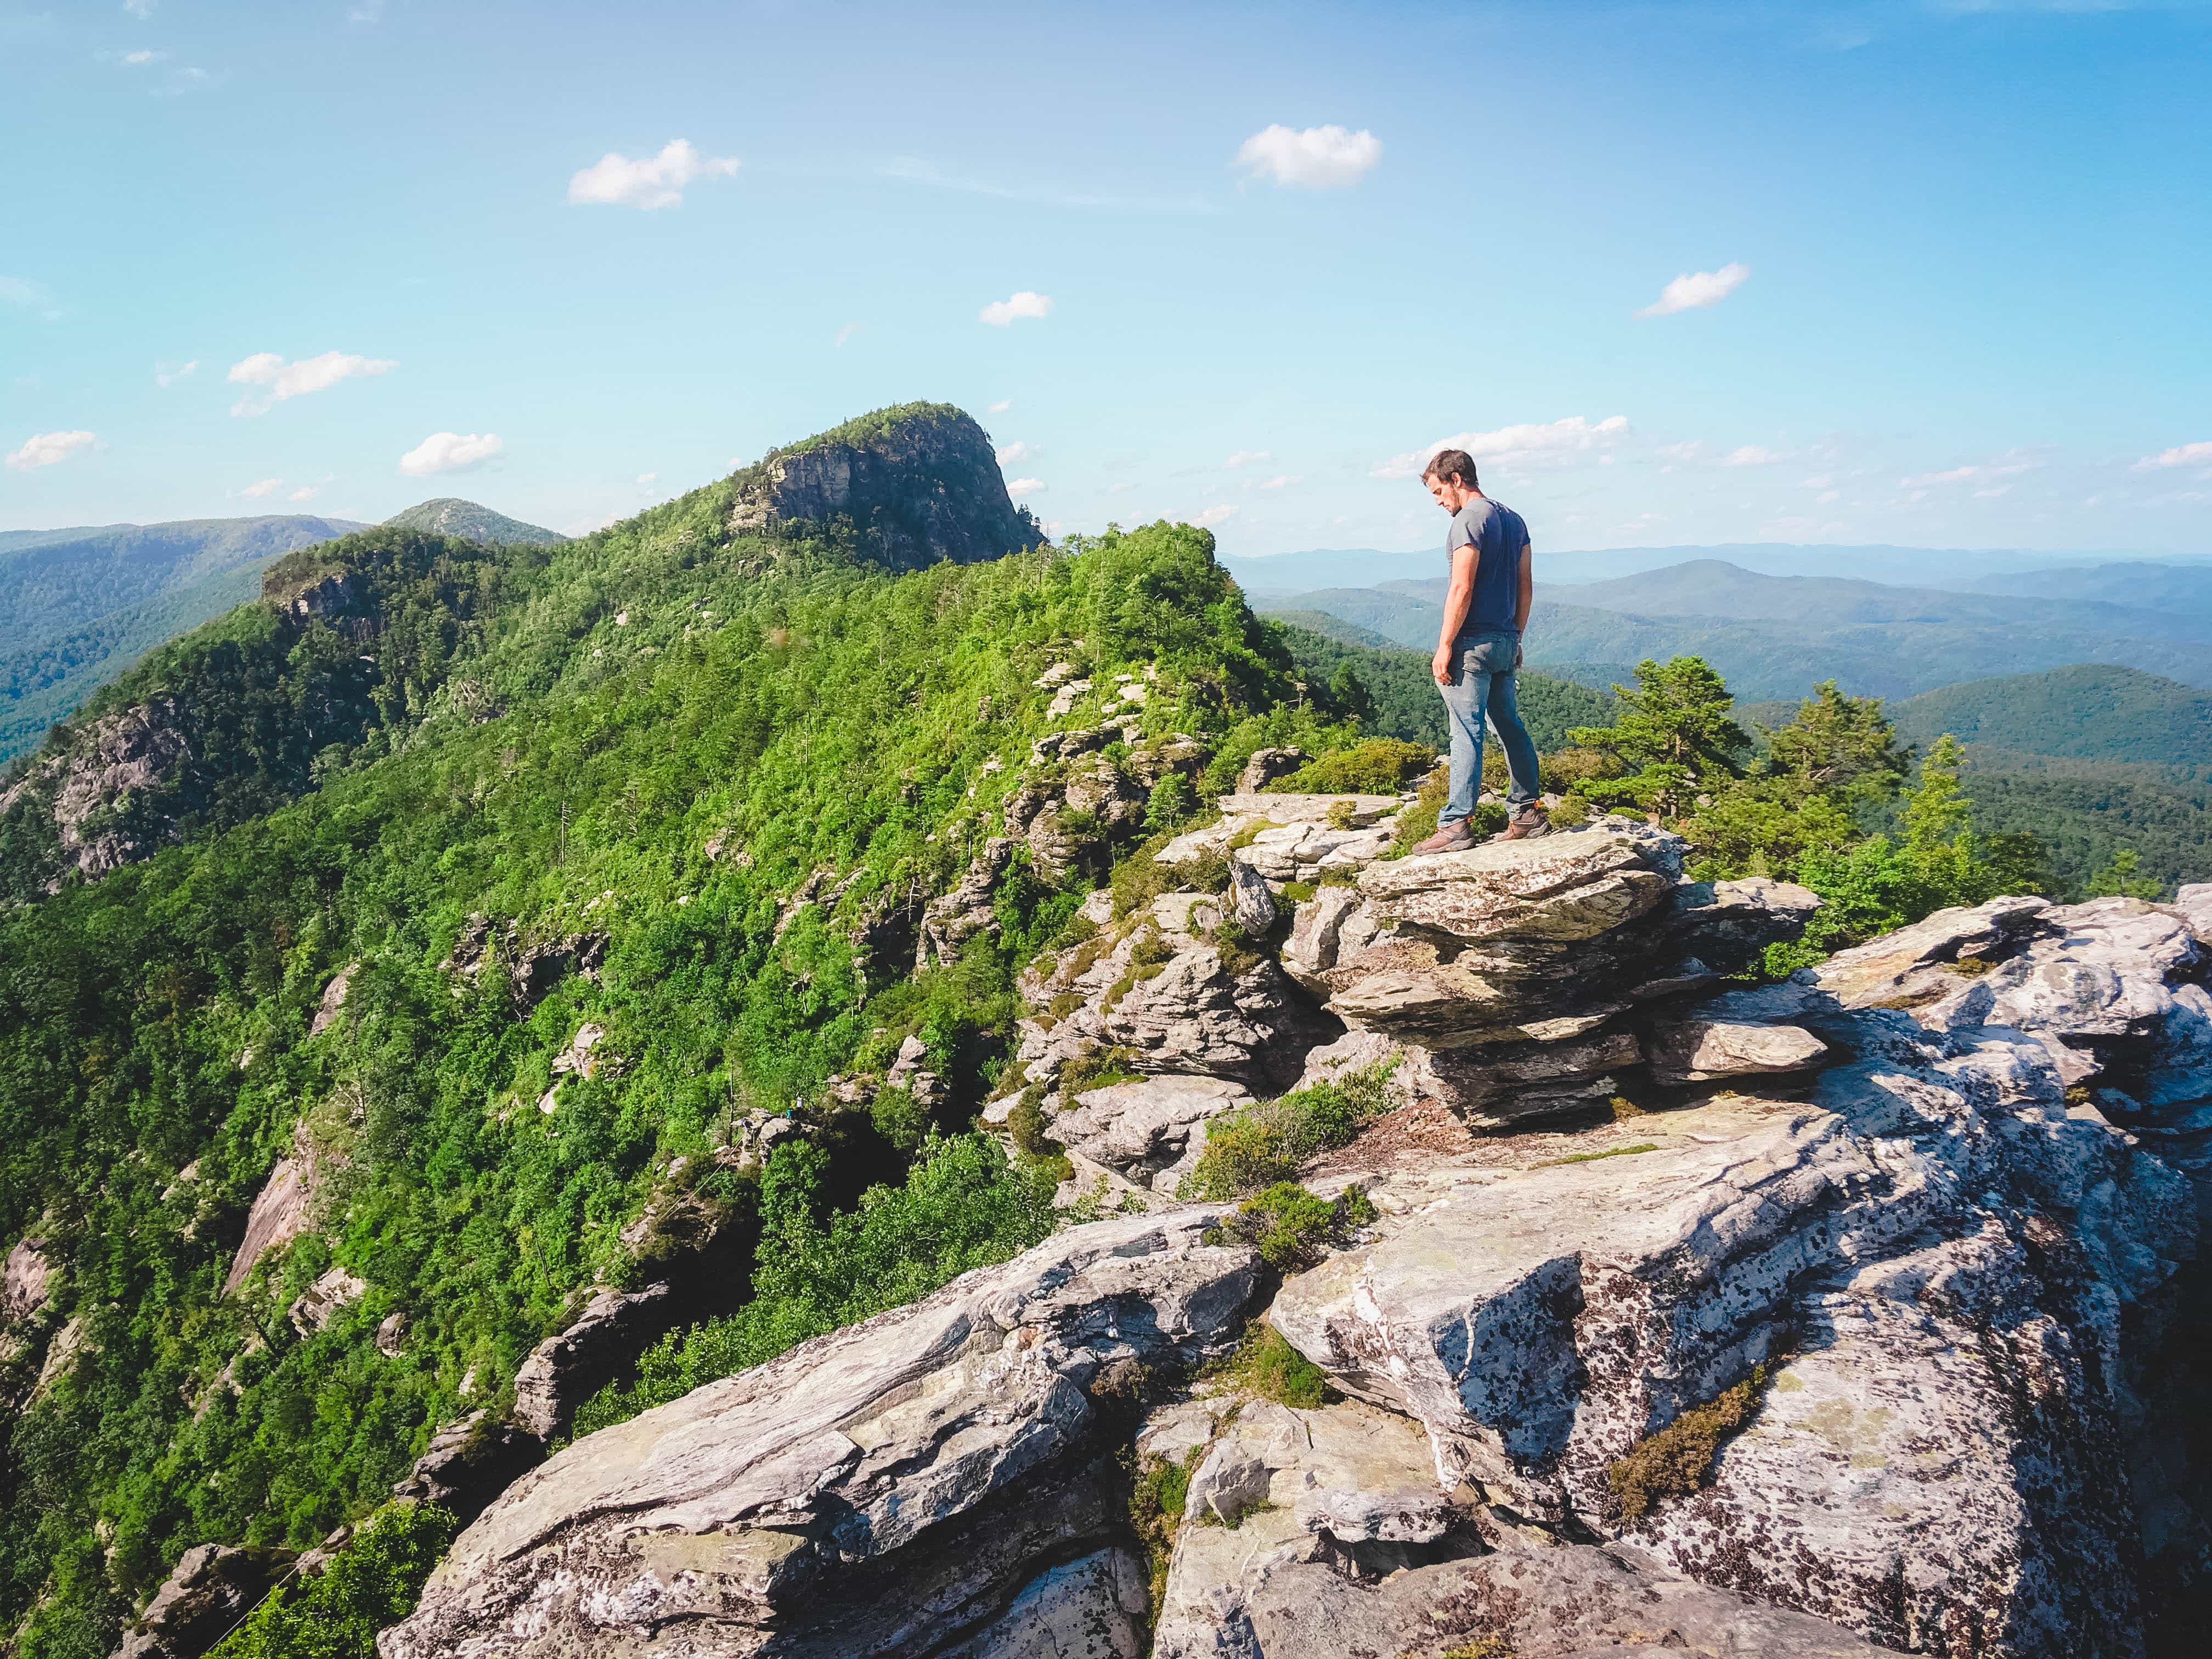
[1568,656,1747,821]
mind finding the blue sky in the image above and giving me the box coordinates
[2,1,2208,562]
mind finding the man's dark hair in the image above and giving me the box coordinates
[1424,449,1479,489]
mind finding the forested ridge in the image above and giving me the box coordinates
[0,404,2182,1659]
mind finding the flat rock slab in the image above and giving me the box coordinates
[384,1209,1260,1659]
[1359,830,1679,943]
[1214,792,1398,825]
[1646,1018,1829,1085]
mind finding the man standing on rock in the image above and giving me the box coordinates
[1410,447,1548,853]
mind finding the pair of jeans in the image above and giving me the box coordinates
[1438,629,1542,826]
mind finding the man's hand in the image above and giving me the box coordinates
[1432,644,1453,685]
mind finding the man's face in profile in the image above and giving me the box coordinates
[1426,473,1470,512]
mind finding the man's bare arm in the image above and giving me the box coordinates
[1515,541,1533,631]
[1432,544,1477,684]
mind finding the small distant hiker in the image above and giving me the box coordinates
[1410,447,1548,853]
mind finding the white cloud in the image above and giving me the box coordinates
[2135,441,2212,472]
[636,472,658,487]
[227,349,395,416]
[6,430,97,471]
[1898,453,2038,489]
[988,399,1012,414]
[155,358,197,387]
[289,486,317,501]
[1195,505,1238,526]
[123,0,155,16]
[1235,123,1382,188]
[1721,445,1781,467]
[1974,486,2011,498]
[122,48,164,65]
[1654,439,1703,463]
[1006,477,1046,495]
[995,439,1036,467]
[239,477,281,498]
[833,321,861,348]
[979,290,1052,326]
[1373,414,1629,478]
[1222,449,1269,469]
[1801,473,1834,489]
[1,276,61,321]
[567,139,738,211]
[1638,262,1751,317]
[1253,475,1299,490]
[1816,489,1841,504]
[398,431,503,476]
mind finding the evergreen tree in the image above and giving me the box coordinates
[1568,656,1747,822]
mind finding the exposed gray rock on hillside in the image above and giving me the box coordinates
[383,823,2212,1659]
[729,405,1045,572]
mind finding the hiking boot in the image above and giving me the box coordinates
[1409,819,1479,855]
[1491,805,1553,842]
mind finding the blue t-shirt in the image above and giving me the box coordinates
[1444,496,1529,640]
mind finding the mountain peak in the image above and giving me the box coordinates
[382,498,566,547]
[729,402,1045,571]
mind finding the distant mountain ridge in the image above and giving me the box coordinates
[1264,558,2212,702]
[382,499,566,546]
[0,512,366,761]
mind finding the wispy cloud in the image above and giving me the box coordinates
[988,399,1013,414]
[1373,415,1630,478]
[7,430,98,471]
[1639,262,1751,317]
[1222,449,1270,469]
[1898,450,2039,488]
[239,477,281,498]
[878,158,1215,215]
[1721,445,1782,467]
[979,290,1052,326]
[289,485,318,501]
[995,439,1036,467]
[155,358,197,387]
[1196,504,1238,526]
[568,139,738,210]
[833,321,861,347]
[1006,477,1046,495]
[2134,440,2212,472]
[1247,475,1300,490]
[399,431,503,475]
[121,48,163,65]
[1235,124,1383,189]
[1,276,62,322]
[122,0,155,17]
[228,350,394,416]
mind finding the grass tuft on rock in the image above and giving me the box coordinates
[1264,737,1435,795]
[1606,1363,1773,1521]
[1209,1324,1333,1409]
[1204,1181,1375,1273]
[1187,1062,1397,1198]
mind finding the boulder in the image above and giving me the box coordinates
[1809,894,2050,1009]
[1049,1075,1253,1193]
[112,1543,297,1659]
[2,1235,52,1325]
[286,1266,367,1334]
[1645,1018,1829,1085]
[1234,747,1307,792]
[382,1208,1260,1659]
[308,965,356,1036]
[1224,854,1275,935]
[509,1282,678,1441]
[391,1410,548,1528]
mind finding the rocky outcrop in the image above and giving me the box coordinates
[112,1543,297,1659]
[391,1411,548,1528]
[0,697,199,887]
[223,1127,325,1294]
[381,835,2212,1659]
[286,1266,366,1334]
[383,1207,1260,1659]
[441,916,608,1013]
[3,1235,52,1324]
[509,1282,678,1441]
[727,405,1045,572]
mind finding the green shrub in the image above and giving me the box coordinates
[1186,1063,1397,1199]
[1606,1363,1773,1521]
[1211,1324,1332,1408]
[574,1135,1054,1435]
[868,1086,929,1153]
[1059,1046,1142,1104]
[1005,1084,1055,1156]
[1144,773,1194,832]
[1204,1181,1376,1272]
[206,1503,458,1659]
[1266,738,1434,795]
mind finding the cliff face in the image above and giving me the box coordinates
[729,403,1045,571]
[383,801,2212,1659]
